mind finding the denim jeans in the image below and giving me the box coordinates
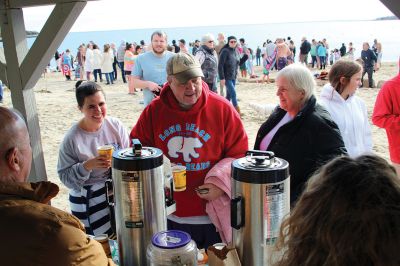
[104,73,113,84]
[93,69,102,82]
[256,56,261,66]
[319,56,326,69]
[311,56,317,68]
[225,79,237,107]
[117,61,126,83]
[143,89,155,107]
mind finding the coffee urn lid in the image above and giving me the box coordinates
[232,150,289,184]
[112,139,163,171]
[151,230,191,249]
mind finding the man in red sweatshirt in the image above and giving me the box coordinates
[372,59,400,177]
[130,53,248,248]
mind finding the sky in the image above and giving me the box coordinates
[22,0,395,32]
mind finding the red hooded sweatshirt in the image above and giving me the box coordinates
[372,74,400,163]
[130,81,248,217]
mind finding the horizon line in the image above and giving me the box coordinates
[64,18,393,34]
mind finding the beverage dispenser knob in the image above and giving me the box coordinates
[246,150,275,159]
[246,150,275,166]
[132,139,142,156]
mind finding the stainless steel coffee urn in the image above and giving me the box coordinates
[112,139,176,266]
[231,150,290,266]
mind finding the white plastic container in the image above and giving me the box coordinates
[147,230,197,266]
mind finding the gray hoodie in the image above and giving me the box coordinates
[57,116,129,191]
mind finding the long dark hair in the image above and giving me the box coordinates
[274,155,400,266]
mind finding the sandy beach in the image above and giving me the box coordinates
[1,62,398,212]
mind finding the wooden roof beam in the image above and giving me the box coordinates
[379,0,400,18]
[21,1,87,89]
[1,0,97,9]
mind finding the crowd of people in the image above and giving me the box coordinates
[55,34,384,107]
[1,29,399,265]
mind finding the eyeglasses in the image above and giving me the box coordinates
[229,40,237,44]
[208,40,214,43]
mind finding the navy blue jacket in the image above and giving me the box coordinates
[218,46,239,80]
[300,40,311,55]
[361,49,377,68]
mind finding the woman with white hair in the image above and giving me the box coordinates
[254,64,347,205]
[194,33,218,92]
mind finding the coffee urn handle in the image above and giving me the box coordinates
[246,150,275,159]
[165,175,177,216]
[105,178,117,235]
[105,178,114,207]
[231,196,245,230]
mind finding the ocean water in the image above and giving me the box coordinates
[26,20,400,63]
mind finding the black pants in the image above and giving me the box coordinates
[112,60,117,80]
[362,66,374,87]
[167,220,222,250]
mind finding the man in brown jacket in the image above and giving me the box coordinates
[0,106,114,266]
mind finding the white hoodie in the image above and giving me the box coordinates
[319,84,373,158]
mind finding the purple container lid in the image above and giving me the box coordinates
[151,230,191,249]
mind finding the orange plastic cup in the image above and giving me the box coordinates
[97,145,114,160]
[172,165,186,192]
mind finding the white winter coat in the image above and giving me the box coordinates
[101,51,114,73]
[319,84,373,158]
[92,49,103,70]
[84,48,94,72]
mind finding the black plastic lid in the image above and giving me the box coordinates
[112,146,163,171]
[232,150,289,184]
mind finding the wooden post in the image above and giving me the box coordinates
[1,8,46,182]
[0,1,88,182]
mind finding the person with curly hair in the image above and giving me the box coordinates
[274,155,400,266]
